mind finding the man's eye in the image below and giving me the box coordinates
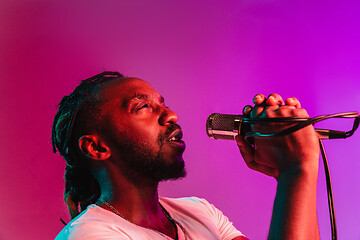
[137,104,149,111]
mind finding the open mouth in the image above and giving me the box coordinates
[167,128,183,142]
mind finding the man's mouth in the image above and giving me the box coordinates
[167,128,183,143]
[162,124,186,150]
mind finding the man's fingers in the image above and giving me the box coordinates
[243,105,252,115]
[251,94,268,118]
[285,97,301,108]
[252,94,266,105]
[266,93,285,106]
[251,93,286,118]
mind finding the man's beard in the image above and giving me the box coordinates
[112,130,186,183]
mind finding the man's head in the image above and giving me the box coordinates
[52,72,186,218]
[86,77,186,182]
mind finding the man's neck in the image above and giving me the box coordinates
[98,169,160,219]
[95,166,177,239]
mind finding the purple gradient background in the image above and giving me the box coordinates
[1,0,360,239]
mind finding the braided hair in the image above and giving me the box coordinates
[52,71,125,219]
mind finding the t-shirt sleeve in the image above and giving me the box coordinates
[195,197,245,240]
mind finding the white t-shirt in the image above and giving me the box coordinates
[55,197,244,240]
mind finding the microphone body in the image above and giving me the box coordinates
[206,113,347,140]
[206,114,249,140]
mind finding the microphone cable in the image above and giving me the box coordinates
[243,111,359,140]
[241,111,360,240]
[320,140,337,240]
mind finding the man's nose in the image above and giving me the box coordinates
[159,107,178,125]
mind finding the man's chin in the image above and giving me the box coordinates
[155,157,187,182]
[159,166,187,182]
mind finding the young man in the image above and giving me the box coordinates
[53,72,320,239]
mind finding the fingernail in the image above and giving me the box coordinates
[267,96,275,103]
[253,94,263,104]
[243,105,251,114]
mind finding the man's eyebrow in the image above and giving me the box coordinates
[123,94,165,107]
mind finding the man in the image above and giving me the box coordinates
[53,72,320,239]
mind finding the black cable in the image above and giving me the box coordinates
[243,112,359,139]
[60,218,67,226]
[319,140,337,240]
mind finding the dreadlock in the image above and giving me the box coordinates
[52,71,125,219]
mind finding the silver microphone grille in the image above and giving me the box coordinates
[206,113,243,140]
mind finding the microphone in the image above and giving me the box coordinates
[206,113,348,140]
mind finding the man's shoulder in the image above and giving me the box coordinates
[159,196,212,207]
[159,196,210,205]
[55,204,120,239]
[159,196,245,239]
[159,196,218,216]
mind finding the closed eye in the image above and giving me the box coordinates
[137,104,149,111]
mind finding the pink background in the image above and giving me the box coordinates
[1,0,360,239]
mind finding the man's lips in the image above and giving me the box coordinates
[164,125,185,149]
[167,128,183,142]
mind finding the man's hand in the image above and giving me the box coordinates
[236,93,320,239]
[235,93,319,180]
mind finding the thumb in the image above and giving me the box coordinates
[235,135,254,164]
[235,135,278,178]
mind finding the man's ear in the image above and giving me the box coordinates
[78,135,111,160]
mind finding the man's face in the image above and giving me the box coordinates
[98,78,186,182]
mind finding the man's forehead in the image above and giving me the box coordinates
[100,77,163,102]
